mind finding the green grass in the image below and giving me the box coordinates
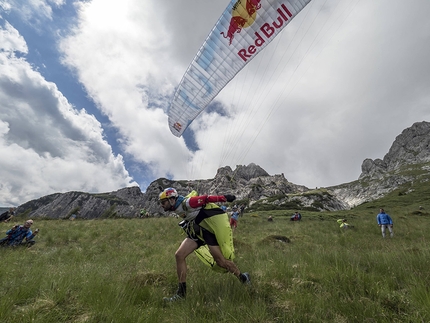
[4,164,430,322]
[1,206,429,323]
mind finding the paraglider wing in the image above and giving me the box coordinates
[168,0,313,137]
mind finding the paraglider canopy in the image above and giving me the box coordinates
[168,0,313,137]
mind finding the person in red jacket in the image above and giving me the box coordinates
[159,188,250,302]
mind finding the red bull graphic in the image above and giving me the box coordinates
[221,0,262,45]
[238,3,292,62]
[173,122,182,132]
[246,0,262,16]
[168,0,312,137]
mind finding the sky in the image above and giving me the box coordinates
[1,0,429,207]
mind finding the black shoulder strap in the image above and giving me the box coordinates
[195,207,225,224]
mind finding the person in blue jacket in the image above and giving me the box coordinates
[0,219,39,247]
[229,207,240,231]
[376,208,393,238]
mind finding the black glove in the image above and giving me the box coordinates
[224,195,236,202]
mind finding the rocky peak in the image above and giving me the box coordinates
[214,163,269,181]
[360,121,430,179]
[232,163,270,180]
[215,166,233,178]
[384,121,430,170]
[331,121,430,207]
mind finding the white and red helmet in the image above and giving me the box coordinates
[159,188,178,201]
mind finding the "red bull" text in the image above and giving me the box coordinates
[238,3,293,62]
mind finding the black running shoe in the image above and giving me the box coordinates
[241,272,251,285]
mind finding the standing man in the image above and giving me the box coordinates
[159,188,250,302]
[230,207,240,231]
[239,204,246,216]
[377,208,394,238]
[139,208,145,218]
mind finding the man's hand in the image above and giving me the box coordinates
[224,195,236,202]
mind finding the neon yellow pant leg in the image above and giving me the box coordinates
[194,213,235,272]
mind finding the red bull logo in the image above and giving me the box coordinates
[220,0,262,45]
[173,122,182,132]
[237,3,293,62]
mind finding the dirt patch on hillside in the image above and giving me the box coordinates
[262,235,291,243]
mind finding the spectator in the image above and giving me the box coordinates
[290,211,302,221]
[230,207,240,231]
[239,204,246,216]
[139,208,146,218]
[377,208,394,238]
[0,207,15,223]
[337,218,352,229]
[0,220,39,247]
[220,204,227,212]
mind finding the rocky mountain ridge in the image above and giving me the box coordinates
[329,121,430,206]
[16,121,430,219]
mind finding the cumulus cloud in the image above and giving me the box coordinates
[0,21,135,205]
[0,20,27,52]
[59,0,194,179]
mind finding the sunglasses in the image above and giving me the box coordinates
[160,199,170,206]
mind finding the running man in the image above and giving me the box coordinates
[159,188,250,302]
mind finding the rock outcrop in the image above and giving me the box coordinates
[329,121,430,207]
[17,187,145,219]
[359,121,430,179]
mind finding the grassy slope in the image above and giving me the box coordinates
[1,178,430,322]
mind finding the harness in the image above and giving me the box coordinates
[177,191,225,242]
[178,219,204,242]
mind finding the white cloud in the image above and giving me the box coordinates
[0,21,27,53]
[59,0,195,179]
[0,1,12,14]
[0,22,135,206]
[59,0,430,190]
[3,0,55,24]
[48,0,65,7]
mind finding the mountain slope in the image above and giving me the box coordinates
[16,121,430,218]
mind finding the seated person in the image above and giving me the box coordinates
[0,207,15,223]
[0,220,39,247]
[337,218,352,229]
[290,211,302,221]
